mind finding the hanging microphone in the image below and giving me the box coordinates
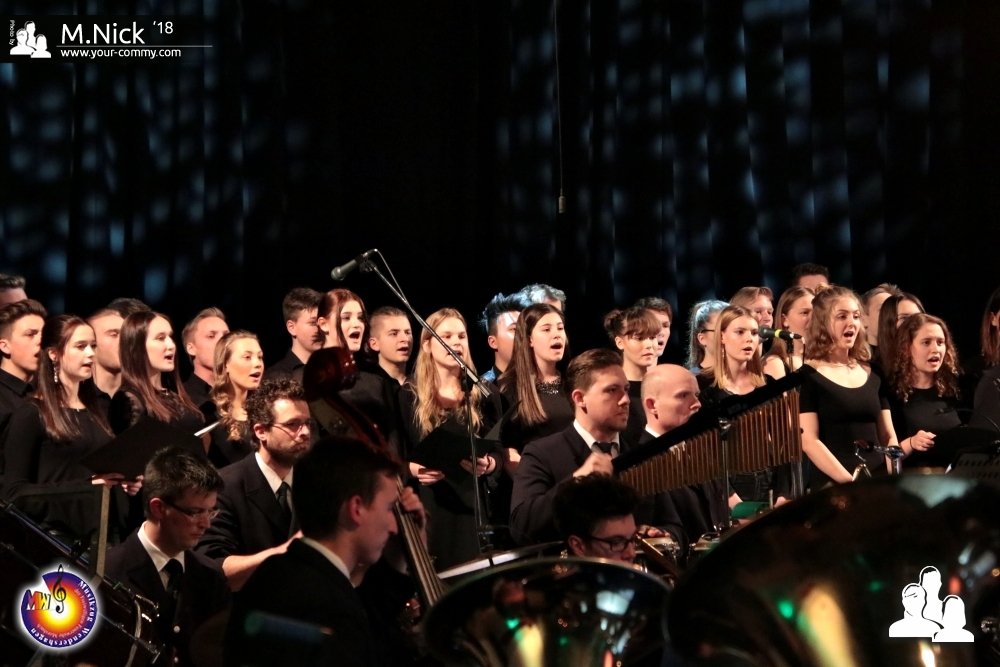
[330,249,377,281]
[759,327,802,342]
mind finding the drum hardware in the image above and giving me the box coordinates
[424,556,670,667]
[634,535,682,585]
[851,439,906,479]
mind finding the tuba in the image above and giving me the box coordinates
[423,556,669,666]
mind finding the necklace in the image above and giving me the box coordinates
[536,379,562,395]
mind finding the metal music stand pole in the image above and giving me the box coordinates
[355,251,494,553]
[718,417,733,531]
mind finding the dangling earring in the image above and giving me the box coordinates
[52,363,60,385]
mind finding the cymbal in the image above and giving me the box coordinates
[424,556,669,667]
[669,474,1000,666]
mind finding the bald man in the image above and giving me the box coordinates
[640,364,728,542]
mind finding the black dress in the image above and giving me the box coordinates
[398,387,500,571]
[2,401,120,544]
[201,402,255,468]
[108,386,205,435]
[888,387,963,469]
[799,365,888,489]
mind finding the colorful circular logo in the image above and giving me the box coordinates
[16,564,100,650]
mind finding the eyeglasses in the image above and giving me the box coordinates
[272,420,311,437]
[699,328,715,334]
[586,532,637,553]
[163,499,220,521]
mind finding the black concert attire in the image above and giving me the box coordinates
[263,349,307,384]
[196,452,298,566]
[638,429,727,547]
[106,527,230,667]
[310,360,406,461]
[0,369,32,479]
[622,380,648,446]
[971,365,1000,433]
[399,386,501,571]
[200,402,254,468]
[481,365,501,385]
[108,386,205,436]
[492,379,574,543]
[225,540,415,667]
[696,375,777,502]
[499,379,574,453]
[887,388,963,469]
[509,422,686,547]
[2,400,124,545]
[799,364,888,490]
[183,374,212,412]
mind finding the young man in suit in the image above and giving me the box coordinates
[509,348,684,547]
[105,447,229,666]
[225,436,425,667]
[181,307,229,410]
[196,377,312,590]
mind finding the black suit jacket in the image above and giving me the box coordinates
[509,425,685,546]
[196,454,294,563]
[225,540,409,667]
[106,531,230,666]
[636,430,727,543]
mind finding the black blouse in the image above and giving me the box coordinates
[799,365,888,489]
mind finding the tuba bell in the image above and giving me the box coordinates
[423,556,670,666]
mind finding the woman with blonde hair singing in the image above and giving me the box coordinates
[204,330,264,467]
[399,307,500,569]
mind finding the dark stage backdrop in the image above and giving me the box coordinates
[2,1,999,369]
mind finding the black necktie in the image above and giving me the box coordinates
[163,558,183,597]
[276,481,294,531]
[594,441,616,455]
[161,558,183,630]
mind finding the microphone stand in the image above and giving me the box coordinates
[355,251,496,553]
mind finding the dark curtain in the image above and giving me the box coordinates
[2,1,998,362]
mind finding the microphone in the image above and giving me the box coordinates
[330,249,377,281]
[759,326,802,342]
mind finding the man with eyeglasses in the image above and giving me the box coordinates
[554,473,640,564]
[106,446,229,667]
[198,377,313,590]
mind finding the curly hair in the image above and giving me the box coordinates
[804,285,871,363]
[887,313,960,404]
[210,330,262,440]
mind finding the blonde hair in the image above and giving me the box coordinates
[411,308,483,438]
[708,305,765,390]
[210,330,260,440]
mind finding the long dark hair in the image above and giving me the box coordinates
[500,303,566,427]
[119,311,199,423]
[34,314,111,441]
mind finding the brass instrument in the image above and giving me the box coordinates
[423,556,670,666]
[668,474,1000,666]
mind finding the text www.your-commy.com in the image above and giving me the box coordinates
[58,47,182,59]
